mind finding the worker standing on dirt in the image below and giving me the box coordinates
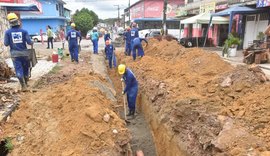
[66,23,82,63]
[130,23,139,52]
[4,13,33,91]
[91,27,99,54]
[104,31,112,42]
[118,64,138,118]
[123,27,131,56]
[105,40,117,69]
[132,37,148,60]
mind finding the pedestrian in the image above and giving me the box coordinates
[123,27,131,56]
[105,40,117,69]
[91,27,99,54]
[132,37,148,60]
[104,30,112,42]
[130,22,139,52]
[66,23,82,63]
[46,25,54,49]
[59,28,65,49]
[118,64,138,118]
[4,13,33,91]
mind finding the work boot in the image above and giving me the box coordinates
[19,78,28,92]
[127,110,135,119]
[24,77,29,86]
[127,110,132,116]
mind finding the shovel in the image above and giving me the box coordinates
[121,81,130,124]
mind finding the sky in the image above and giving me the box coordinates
[64,0,140,19]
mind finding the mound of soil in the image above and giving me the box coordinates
[1,73,131,155]
[116,39,270,155]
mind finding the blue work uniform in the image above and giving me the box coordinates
[91,31,99,54]
[4,26,33,79]
[66,29,82,62]
[132,37,148,60]
[105,44,117,68]
[123,68,138,112]
[104,33,111,42]
[124,30,131,55]
[130,28,139,52]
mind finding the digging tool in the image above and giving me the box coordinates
[121,80,130,124]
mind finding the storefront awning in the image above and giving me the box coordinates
[0,3,39,12]
[181,13,229,24]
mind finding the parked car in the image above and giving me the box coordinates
[179,37,211,47]
[32,33,57,42]
[146,31,161,38]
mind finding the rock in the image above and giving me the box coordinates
[207,87,216,93]
[103,113,110,123]
[159,82,166,89]
[112,129,118,134]
[220,76,232,87]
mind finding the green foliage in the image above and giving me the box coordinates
[4,138,13,152]
[222,33,241,55]
[73,8,99,36]
[257,32,265,41]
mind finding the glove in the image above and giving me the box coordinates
[122,91,125,95]
[121,78,124,82]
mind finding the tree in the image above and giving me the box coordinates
[72,8,99,36]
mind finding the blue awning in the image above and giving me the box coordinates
[0,3,39,12]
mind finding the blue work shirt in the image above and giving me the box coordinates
[123,68,138,94]
[4,26,33,52]
[91,32,99,41]
[105,44,114,57]
[133,37,148,46]
[66,29,82,45]
[104,33,111,41]
[130,28,139,41]
[124,31,131,43]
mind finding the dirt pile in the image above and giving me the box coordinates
[0,60,14,82]
[1,73,131,155]
[116,39,270,155]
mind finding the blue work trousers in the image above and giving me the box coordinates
[132,44,144,60]
[126,85,138,111]
[12,56,30,79]
[125,41,131,56]
[92,39,98,54]
[108,55,117,68]
[69,44,79,62]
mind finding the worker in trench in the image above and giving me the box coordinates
[105,40,117,69]
[118,64,138,118]
[123,27,131,56]
[132,37,148,60]
[66,23,82,63]
[4,13,33,91]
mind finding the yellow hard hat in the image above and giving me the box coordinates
[118,64,126,75]
[7,13,18,21]
[71,23,76,27]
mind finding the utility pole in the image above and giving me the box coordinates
[114,5,120,27]
[162,0,168,35]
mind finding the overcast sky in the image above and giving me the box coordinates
[64,0,140,19]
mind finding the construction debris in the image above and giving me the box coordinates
[0,60,14,82]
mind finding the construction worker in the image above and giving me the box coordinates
[104,31,112,42]
[66,23,82,63]
[105,40,116,69]
[118,64,138,118]
[4,13,33,91]
[130,22,139,52]
[123,27,131,55]
[132,37,148,60]
[91,27,99,54]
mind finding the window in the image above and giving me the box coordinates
[56,4,59,11]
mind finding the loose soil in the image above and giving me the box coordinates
[116,38,270,155]
[0,52,131,156]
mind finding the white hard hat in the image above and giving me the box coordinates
[93,27,97,30]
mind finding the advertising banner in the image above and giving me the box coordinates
[257,0,270,7]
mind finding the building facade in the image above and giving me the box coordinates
[20,0,69,35]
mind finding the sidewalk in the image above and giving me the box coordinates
[203,47,270,76]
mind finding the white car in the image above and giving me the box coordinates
[32,33,57,42]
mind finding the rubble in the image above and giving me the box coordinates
[0,60,14,82]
